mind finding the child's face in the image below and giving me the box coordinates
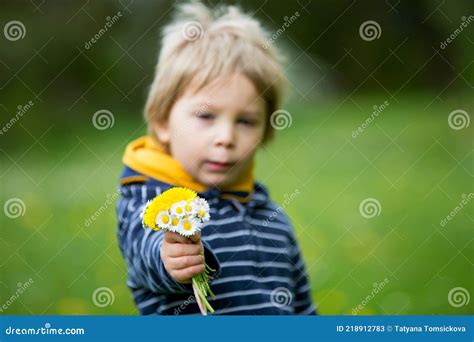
[154,73,266,189]
[154,74,266,188]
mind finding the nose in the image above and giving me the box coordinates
[214,121,235,149]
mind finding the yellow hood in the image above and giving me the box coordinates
[122,136,255,194]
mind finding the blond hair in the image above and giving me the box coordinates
[144,1,286,144]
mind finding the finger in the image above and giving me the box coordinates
[171,264,205,283]
[164,230,191,244]
[188,232,201,244]
[167,255,204,271]
[167,242,203,257]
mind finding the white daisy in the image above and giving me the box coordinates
[155,210,171,230]
[176,216,203,237]
[170,200,187,217]
[184,199,198,216]
[168,215,181,233]
[194,198,210,221]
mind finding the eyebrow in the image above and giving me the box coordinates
[194,102,262,117]
[239,109,262,117]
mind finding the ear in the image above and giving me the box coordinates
[152,119,170,145]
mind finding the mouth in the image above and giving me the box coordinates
[204,160,236,172]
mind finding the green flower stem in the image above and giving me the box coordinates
[192,262,215,314]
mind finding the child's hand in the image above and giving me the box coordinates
[160,230,205,284]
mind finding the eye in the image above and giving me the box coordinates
[195,112,215,120]
[237,117,257,126]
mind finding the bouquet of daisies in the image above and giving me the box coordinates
[141,187,215,315]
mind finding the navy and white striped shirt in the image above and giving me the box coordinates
[116,167,317,315]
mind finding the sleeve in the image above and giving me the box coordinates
[288,231,318,315]
[116,186,221,295]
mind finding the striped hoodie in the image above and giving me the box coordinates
[116,136,316,315]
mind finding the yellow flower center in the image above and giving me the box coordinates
[176,207,183,214]
[185,204,193,212]
[161,215,169,224]
[183,221,192,230]
[199,210,206,217]
[171,218,179,226]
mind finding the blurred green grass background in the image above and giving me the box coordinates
[1,93,472,315]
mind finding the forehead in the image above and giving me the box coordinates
[181,73,265,113]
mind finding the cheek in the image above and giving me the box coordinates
[169,117,188,138]
[239,129,263,154]
[168,120,197,149]
[169,127,206,159]
[172,116,212,143]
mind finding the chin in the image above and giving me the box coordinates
[201,174,234,189]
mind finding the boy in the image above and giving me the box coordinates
[116,1,316,315]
